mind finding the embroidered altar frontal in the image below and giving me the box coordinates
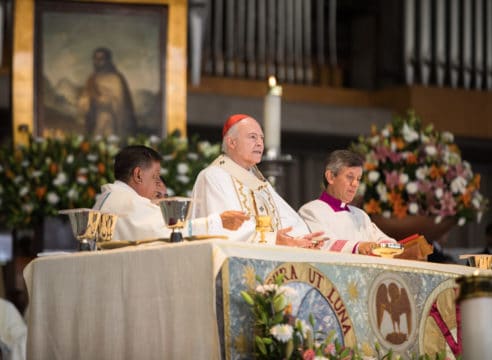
[218,257,461,359]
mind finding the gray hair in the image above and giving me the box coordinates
[221,120,244,154]
[322,150,364,188]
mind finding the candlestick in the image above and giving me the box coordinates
[263,76,282,159]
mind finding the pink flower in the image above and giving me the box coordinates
[303,349,315,360]
[324,343,336,355]
[384,170,400,190]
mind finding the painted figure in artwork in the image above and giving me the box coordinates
[78,47,137,137]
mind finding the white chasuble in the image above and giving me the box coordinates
[191,155,309,243]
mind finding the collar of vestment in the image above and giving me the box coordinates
[319,191,350,212]
[211,154,268,191]
[212,154,281,229]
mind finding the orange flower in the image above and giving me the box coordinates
[80,141,90,153]
[392,137,405,150]
[428,165,441,179]
[473,174,481,189]
[393,203,408,219]
[364,199,381,214]
[460,191,472,207]
[49,163,58,175]
[406,153,417,164]
[284,303,292,316]
[87,186,96,199]
[36,186,47,200]
[387,191,403,205]
[364,162,377,171]
[97,162,106,174]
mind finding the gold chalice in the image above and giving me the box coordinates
[372,243,404,258]
[96,212,119,247]
[255,215,272,244]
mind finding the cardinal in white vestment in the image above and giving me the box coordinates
[93,145,248,241]
[299,149,396,255]
[190,114,323,248]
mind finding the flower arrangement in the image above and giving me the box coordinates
[241,275,451,360]
[0,131,220,229]
[350,110,487,226]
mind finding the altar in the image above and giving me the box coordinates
[24,240,480,359]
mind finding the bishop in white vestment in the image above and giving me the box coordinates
[191,114,323,247]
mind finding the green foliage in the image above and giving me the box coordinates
[0,131,220,229]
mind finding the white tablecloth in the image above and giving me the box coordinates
[23,240,482,359]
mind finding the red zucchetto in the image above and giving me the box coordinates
[222,114,251,137]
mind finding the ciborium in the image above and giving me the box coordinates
[59,208,102,251]
[157,197,192,243]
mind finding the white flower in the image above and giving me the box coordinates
[47,192,60,204]
[399,173,409,185]
[368,171,380,183]
[255,284,279,294]
[435,188,443,199]
[382,210,392,218]
[162,154,175,161]
[77,176,88,185]
[415,166,428,180]
[435,216,442,224]
[14,176,24,185]
[406,182,418,194]
[22,203,34,213]
[66,154,74,164]
[19,186,29,197]
[442,131,454,143]
[402,122,419,142]
[149,135,161,144]
[89,164,98,173]
[408,202,419,214]
[177,163,189,174]
[166,188,175,197]
[458,217,466,226]
[381,128,390,138]
[160,168,169,176]
[451,176,467,194]
[187,152,199,160]
[269,324,293,343]
[31,170,42,179]
[78,167,88,174]
[376,183,388,202]
[67,188,78,200]
[177,175,189,184]
[278,286,297,298]
[87,153,98,162]
[21,160,29,167]
[425,145,437,156]
[314,356,329,360]
[358,182,366,195]
[105,134,118,143]
[53,172,68,186]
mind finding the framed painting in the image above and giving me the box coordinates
[12,0,187,144]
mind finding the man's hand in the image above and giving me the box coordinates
[220,211,250,230]
[357,241,378,255]
[276,227,325,249]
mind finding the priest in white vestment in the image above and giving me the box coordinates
[93,145,248,241]
[190,114,323,247]
[299,149,396,255]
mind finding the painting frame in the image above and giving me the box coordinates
[12,0,187,144]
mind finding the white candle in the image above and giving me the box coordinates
[263,76,282,159]
[457,274,492,360]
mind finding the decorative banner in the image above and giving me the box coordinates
[219,257,462,359]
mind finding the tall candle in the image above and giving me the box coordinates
[456,273,492,360]
[263,76,282,159]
